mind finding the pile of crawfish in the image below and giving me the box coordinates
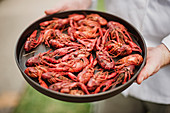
[24,13,143,95]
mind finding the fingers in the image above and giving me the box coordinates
[136,57,160,84]
[44,9,59,15]
[136,45,169,84]
[45,6,67,15]
[44,0,92,15]
[136,63,153,84]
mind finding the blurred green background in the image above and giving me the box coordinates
[14,86,91,113]
[13,0,105,113]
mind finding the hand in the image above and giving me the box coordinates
[45,0,91,15]
[136,44,170,84]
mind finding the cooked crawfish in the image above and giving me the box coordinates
[68,14,85,21]
[39,18,69,30]
[77,38,97,51]
[68,25,101,39]
[51,49,90,65]
[78,19,102,37]
[115,54,143,70]
[96,50,115,70]
[36,49,90,68]
[49,81,90,95]
[25,50,50,67]
[44,29,82,48]
[68,19,103,39]
[93,65,135,92]
[77,54,97,84]
[104,40,132,57]
[117,65,135,84]
[87,70,117,91]
[93,79,116,94]
[107,21,131,42]
[107,21,142,53]
[93,72,124,93]
[86,13,107,25]
[95,31,115,70]
[42,71,77,83]
[23,13,144,95]
[24,65,48,88]
[49,46,78,58]
[93,65,135,93]
[24,30,43,52]
[48,57,89,73]
[69,14,85,27]
[26,46,79,67]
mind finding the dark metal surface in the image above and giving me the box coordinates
[15,10,147,103]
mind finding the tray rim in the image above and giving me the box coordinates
[15,9,147,103]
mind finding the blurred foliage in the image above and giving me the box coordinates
[97,0,105,11]
[13,86,91,113]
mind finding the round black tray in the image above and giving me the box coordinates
[15,10,147,103]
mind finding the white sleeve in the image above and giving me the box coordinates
[162,34,170,51]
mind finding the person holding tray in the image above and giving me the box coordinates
[45,0,170,113]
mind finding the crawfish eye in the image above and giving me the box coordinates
[54,55,62,59]
[51,85,59,91]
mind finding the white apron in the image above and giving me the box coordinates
[105,0,170,104]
